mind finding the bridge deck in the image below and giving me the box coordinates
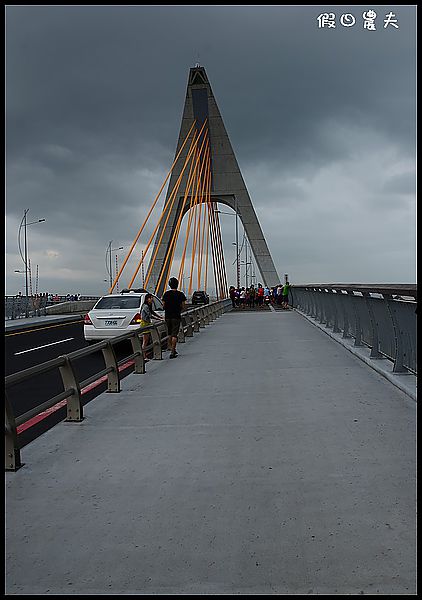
[6,309,416,594]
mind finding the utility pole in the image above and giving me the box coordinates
[235,196,240,288]
[24,210,29,315]
[245,238,248,288]
[18,209,45,317]
[106,241,123,291]
[115,255,120,292]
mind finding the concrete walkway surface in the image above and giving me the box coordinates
[5,309,416,594]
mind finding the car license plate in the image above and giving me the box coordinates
[105,320,118,326]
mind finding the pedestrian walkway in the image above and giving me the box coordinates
[5,309,416,594]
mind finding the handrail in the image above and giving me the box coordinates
[5,298,231,471]
[290,285,417,375]
[292,283,417,299]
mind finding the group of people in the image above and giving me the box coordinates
[229,282,290,309]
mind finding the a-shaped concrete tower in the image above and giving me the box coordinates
[148,66,280,295]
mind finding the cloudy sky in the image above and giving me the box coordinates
[6,5,416,296]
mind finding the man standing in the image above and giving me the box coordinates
[162,277,186,359]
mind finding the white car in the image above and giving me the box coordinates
[83,289,165,343]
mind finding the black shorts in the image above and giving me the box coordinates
[166,317,181,337]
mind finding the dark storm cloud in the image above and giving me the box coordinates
[5,5,416,293]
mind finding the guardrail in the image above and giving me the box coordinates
[290,284,417,375]
[5,299,232,471]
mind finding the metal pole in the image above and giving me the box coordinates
[109,241,113,289]
[245,238,248,288]
[235,197,239,288]
[24,210,29,317]
[115,254,119,292]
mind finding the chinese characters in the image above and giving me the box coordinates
[317,11,399,29]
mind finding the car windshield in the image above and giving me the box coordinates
[94,296,142,310]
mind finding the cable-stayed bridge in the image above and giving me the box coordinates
[5,66,416,595]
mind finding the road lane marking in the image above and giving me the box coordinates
[14,337,75,355]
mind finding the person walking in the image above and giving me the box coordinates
[139,293,164,359]
[162,277,187,359]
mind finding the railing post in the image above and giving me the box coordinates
[316,290,325,323]
[178,318,186,343]
[5,394,22,471]
[341,291,352,338]
[329,289,341,333]
[384,294,409,373]
[199,307,206,327]
[351,293,364,347]
[101,343,121,392]
[130,333,145,374]
[193,311,200,332]
[323,289,333,328]
[363,292,383,359]
[185,314,194,337]
[310,289,317,318]
[59,356,84,421]
[150,326,163,359]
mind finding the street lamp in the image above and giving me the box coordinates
[18,209,46,317]
[106,241,124,289]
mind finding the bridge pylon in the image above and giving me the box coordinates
[148,65,280,296]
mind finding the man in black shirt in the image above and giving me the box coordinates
[162,277,186,359]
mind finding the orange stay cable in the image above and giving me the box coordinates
[197,150,211,289]
[195,145,210,290]
[214,204,228,296]
[215,205,228,297]
[131,127,203,289]
[143,121,209,289]
[178,129,209,282]
[204,178,211,294]
[128,131,198,290]
[208,202,220,299]
[128,130,199,289]
[188,143,209,295]
[154,134,202,295]
[109,120,196,293]
[214,209,225,298]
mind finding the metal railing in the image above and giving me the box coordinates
[5,299,232,471]
[290,284,417,375]
[4,295,100,320]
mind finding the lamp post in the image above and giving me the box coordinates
[106,241,124,289]
[18,209,46,317]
